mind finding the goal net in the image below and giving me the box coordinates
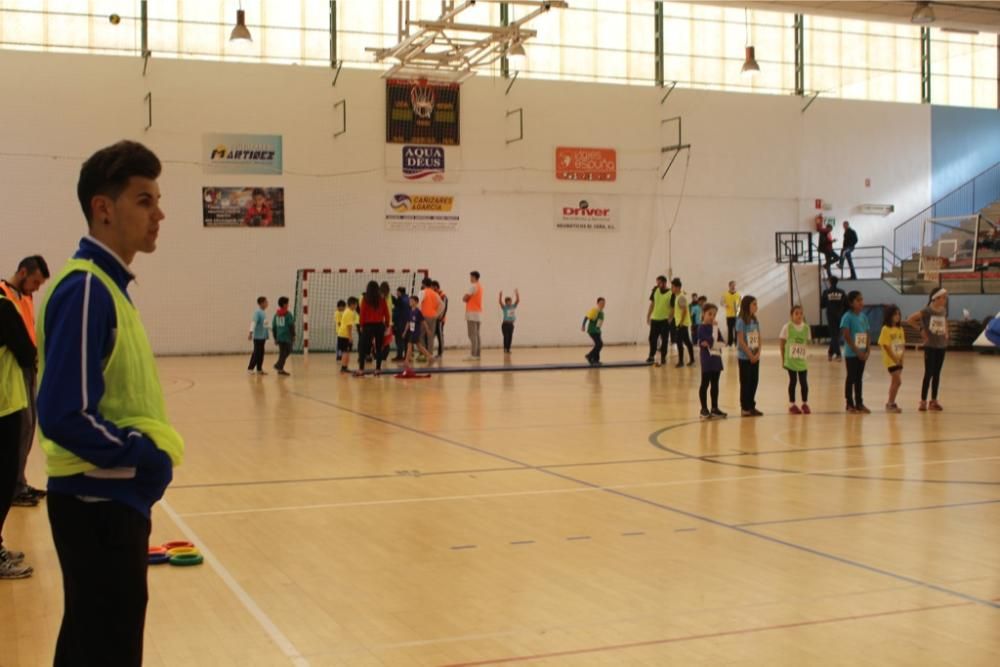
[919,214,984,278]
[292,268,428,354]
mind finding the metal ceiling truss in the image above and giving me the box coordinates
[370,0,568,82]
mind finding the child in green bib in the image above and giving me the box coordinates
[779,305,812,414]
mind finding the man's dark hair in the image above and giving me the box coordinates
[18,255,49,278]
[470,271,480,280]
[671,277,682,287]
[422,277,433,287]
[77,141,161,224]
[432,280,440,289]
[277,296,289,308]
[257,296,267,306]
[656,275,667,283]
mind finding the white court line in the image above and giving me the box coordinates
[160,499,310,667]
[177,455,1000,518]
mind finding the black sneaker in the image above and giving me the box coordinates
[645,357,654,363]
[711,409,728,418]
[340,366,350,373]
[24,486,46,499]
[11,493,38,508]
[700,409,711,420]
[750,409,764,417]
[277,370,291,376]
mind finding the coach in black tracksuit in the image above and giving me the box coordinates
[821,276,847,360]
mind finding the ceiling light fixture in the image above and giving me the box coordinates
[741,9,760,76]
[230,2,252,42]
[507,38,527,71]
[911,1,936,25]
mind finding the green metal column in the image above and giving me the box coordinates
[794,14,804,96]
[655,1,664,87]
[921,26,931,104]
[500,2,510,79]
[330,1,338,69]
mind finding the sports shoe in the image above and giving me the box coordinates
[687,360,696,366]
[11,494,38,507]
[857,404,872,414]
[750,409,764,417]
[25,486,47,499]
[800,404,811,414]
[789,405,802,415]
[257,370,268,375]
[352,370,367,377]
[340,366,350,373]
[646,357,654,364]
[885,403,902,413]
[928,400,943,412]
[675,363,684,368]
[846,405,858,414]
[277,370,291,376]
[0,547,25,564]
[0,558,32,580]
[700,409,711,420]
[710,409,728,418]
[918,401,928,412]
[741,410,753,417]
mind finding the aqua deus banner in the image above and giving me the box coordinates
[203,133,283,175]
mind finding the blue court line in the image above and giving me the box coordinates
[734,499,1000,528]
[370,360,652,375]
[288,390,1000,611]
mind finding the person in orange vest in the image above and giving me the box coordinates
[419,277,445,359]
[462,271,484,360]
[1,256,49,508]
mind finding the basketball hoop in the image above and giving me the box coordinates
[410,79,436,119]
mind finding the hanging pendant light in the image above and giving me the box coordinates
[910,2,936,25]
[230,3,252,42]
[740,9,760,77]
[507,38,527,71]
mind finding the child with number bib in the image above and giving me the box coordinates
[907,288,949,412]
[779,305,811,414]
[878,305,905,413]
[735,295,763,417]
[840,290,871,414]
[697,303,727,420]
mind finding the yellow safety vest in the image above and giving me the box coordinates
[36,259,184,476]
[674,291,692,327]
[0,295,28,418]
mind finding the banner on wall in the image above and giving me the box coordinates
[554,195,619,231]
[555,147,616,182]
[203,187,285,227]
[384,144,462,183]
[203,133,283,174]
[385,192,460,231]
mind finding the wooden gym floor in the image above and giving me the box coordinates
[3,345,999,666]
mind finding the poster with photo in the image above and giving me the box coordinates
[203,187,285,227]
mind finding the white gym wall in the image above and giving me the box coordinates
[0,49,930,354]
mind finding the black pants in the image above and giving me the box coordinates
[699,371,720,411]
[394,323,407,358]
[787,369,809,403]
[738,359,759,410]
[275,342,292,371]
[587,333,603,362]
[921,347,946,401]
[48,494,151,667]
[247,339,266,371]
[674,326,694,364]
[826,311,842,358]
[501,321,515,352]
[0,411,22,551]
[16,366,36,494]
[726,317,737,346]
[648,319,670,361]
[358,323,386,371]
[845,357,866,407]
[436,320,445,356]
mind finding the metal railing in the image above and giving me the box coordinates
[893,161,1000,267]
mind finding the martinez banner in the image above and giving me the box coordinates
[385,192,460,231]
[203,133,283,174]
[203,187,285,227]
[554,195,619,231]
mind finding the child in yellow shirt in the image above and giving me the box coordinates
[878,305,905,413]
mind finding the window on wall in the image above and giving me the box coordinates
[805,16,923,104]
[662,2,795,95]
[0,1,997,110]
[930,30,998,109]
